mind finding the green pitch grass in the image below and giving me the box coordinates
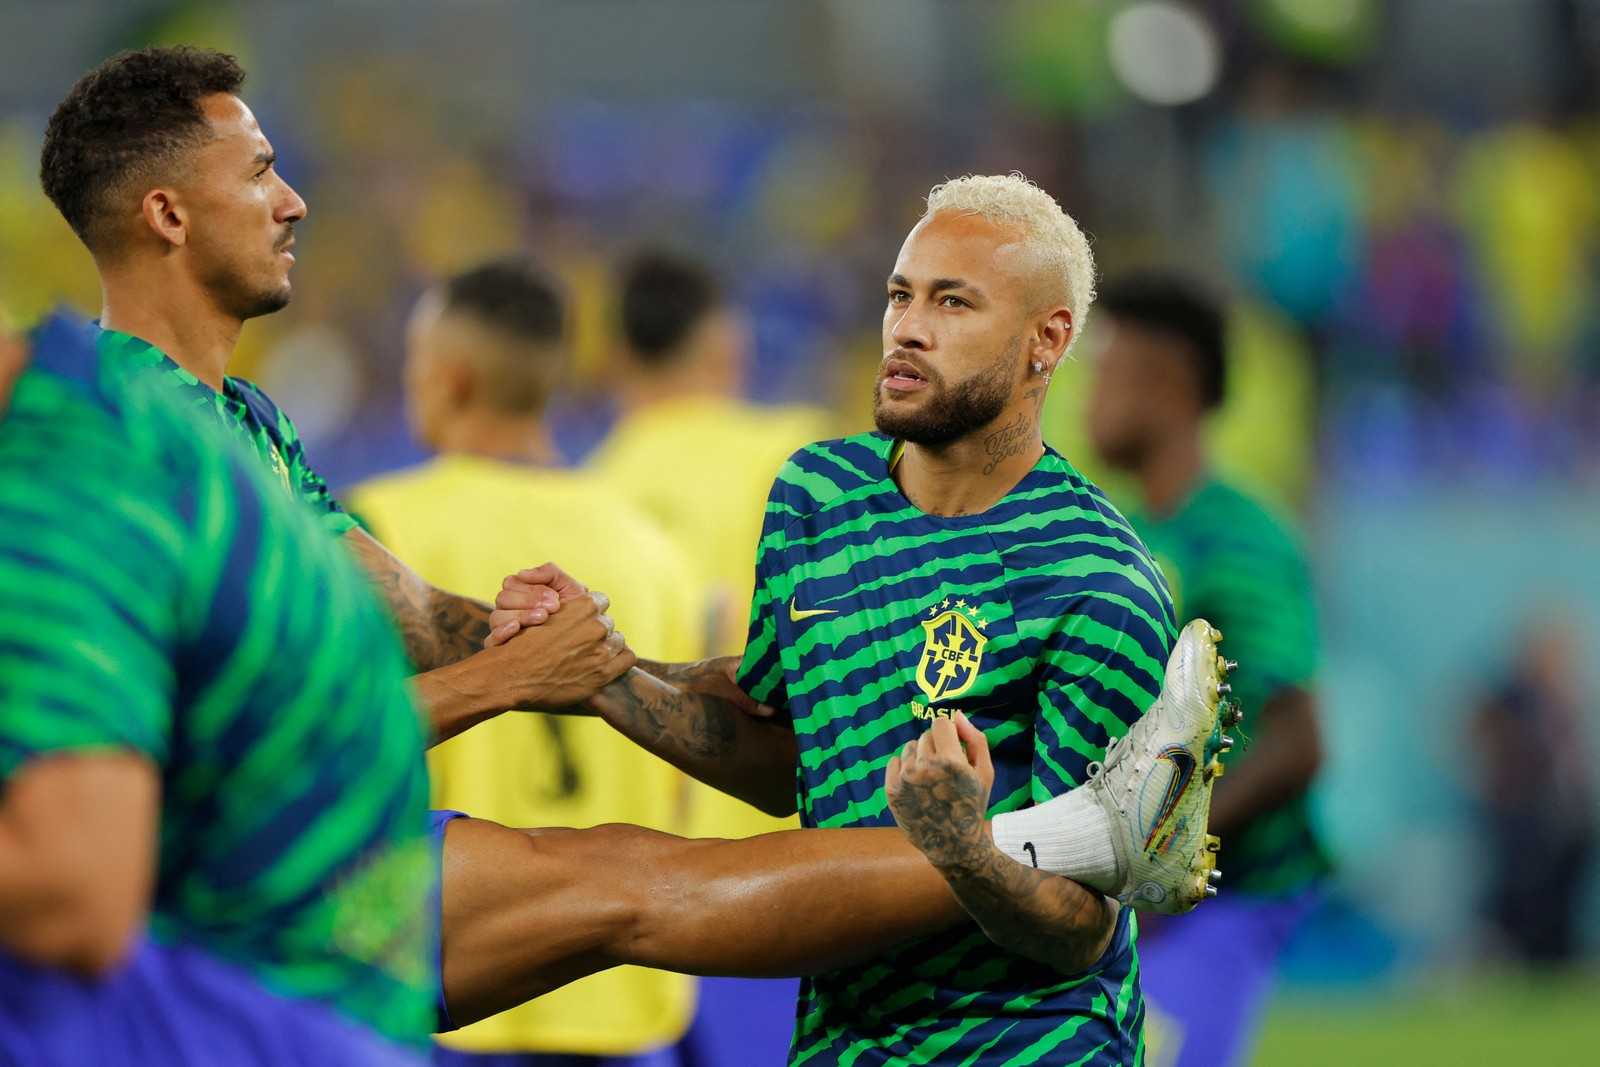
[1251,973,1600,1065]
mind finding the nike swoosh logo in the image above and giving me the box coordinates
[789,597,840,623]
[1143,746,1197,856]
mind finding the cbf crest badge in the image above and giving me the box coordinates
[916,599,989,703]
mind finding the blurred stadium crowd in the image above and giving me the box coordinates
[4,0,1600,495]
[2,0,1598,1061]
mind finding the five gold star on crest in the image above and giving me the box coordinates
[926,596,987,630]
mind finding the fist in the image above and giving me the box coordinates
[494,588,636,707]
[485,563,590,648]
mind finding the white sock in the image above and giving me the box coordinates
[990,788,1120,892]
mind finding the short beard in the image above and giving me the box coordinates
[873,337,1018,446]
[200,247,293,321]
[239,282,292,319]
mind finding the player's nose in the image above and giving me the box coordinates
[889,298,932,351]
[276,178,308,225]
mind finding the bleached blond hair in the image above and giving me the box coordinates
[922,173,1096,352]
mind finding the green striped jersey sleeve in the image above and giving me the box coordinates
[736,455,809,711]
[0,381,177,778]
[1032,559,1176,800]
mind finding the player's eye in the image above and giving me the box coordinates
[887,290,910,304]
[940,295,968,308]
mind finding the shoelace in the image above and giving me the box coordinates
[1085,734,1122,780]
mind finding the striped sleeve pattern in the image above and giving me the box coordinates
[735,449,815,712]
[1028,528,1177,799]
[230,379,359,537]
[0,374,180,778]
[3,327,436,1048]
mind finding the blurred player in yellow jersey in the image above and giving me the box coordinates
[586,251,834,1065]
[349,258,703,1067]
[590,250,833,663]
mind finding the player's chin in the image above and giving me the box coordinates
[874,411,924,442]
[244,282,293,320]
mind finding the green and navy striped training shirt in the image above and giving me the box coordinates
[0,317,433,1046]
[1127,477,1328,898]
[738,433,1178,1067]
[94,326,357,538]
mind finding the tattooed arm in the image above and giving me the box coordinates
[343,528,497,671]
[585,667,799,817]
[343,534,631,742]
[886,713,1119,974]
[489,569,795,804]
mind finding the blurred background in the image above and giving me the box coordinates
[3,0,1599,1062]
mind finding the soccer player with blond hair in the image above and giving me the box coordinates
[505,172,1236,1065]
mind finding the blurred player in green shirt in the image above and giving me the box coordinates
[1,312,436,1066]
[1087,271,1328,1067]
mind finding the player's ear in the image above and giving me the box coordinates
[1031,307,1073,371]
[140,188,188,249]
[441,357,476,410]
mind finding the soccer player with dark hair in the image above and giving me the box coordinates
[37,47,633,742]
[617,250,721,364]
[1087,270,1327,1067]
[590,249,830,1066]
[15,48,1234,1066]
[0,313,438,1065]
[498,176,1239,1065]
[595,249,832,654]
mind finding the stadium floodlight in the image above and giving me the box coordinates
[1107,0,1222,107]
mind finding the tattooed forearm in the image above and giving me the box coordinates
[891,758,1117,974]
[589,668,798,816]
[982,412,1033,476]
[598,669,740,759]
[938,847,1118,974]
[343,528,492,671]
[401,586,493,672]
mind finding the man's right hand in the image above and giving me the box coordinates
[492,589,636,708]
[484,564,588,648]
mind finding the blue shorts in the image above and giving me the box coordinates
[0,938,426,1067]
[429,808,470,1034]
[1139,886,1322,1067]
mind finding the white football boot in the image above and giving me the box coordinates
[1085,619,1240,914]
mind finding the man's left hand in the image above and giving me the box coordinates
[886,711,995,871]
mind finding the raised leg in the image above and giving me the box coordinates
[439,818,967,1027]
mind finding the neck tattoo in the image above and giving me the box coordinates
[982,411,1033,476]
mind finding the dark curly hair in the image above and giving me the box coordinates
[40,47,245,253]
